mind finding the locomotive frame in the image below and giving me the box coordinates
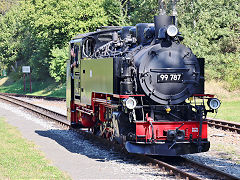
[66,15,220,156]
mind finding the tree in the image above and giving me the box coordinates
[128,0,159,24]
[49,46,68,82]
[0,0,110,81]
[103,0,129,26]
[0,0,18,15]
[0,0,239,89]
[177,0,240,89]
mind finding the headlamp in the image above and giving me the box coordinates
[123,97,137,109]
[167,25,178,37]
[207,98,221,110]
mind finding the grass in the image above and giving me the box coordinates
[0,77,66,98]
[212,101,240,123]
[0,117,70,179]
[205,80,240,123]
[210,142,240,164]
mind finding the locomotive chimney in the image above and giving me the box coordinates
[154,15,176,38]
[155,0,178,37]
[172,0,178,26]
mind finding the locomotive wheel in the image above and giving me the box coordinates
[112,116,120,139]
[99,123,107,137]
[98,119,120,142]
[106,129,114,141]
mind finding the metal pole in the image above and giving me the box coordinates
[29,72,32,93]
[197,106,204,152]
[24,73,26,92]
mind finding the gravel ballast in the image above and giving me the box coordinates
[183,127,240,178]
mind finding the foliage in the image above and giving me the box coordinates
[0,0,18,15]
[103,0,129,26]
[0,0,239,90]
[49,46,68,82]
[0,0,111,81]
[128,0,159,24]
[0,6,20,69]
[177,0,240,90]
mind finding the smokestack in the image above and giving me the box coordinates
[154,15,176,37]
[158,0,166,15]
[172,0,178,26]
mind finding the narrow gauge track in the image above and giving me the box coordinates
[0,93,239,180]
[155,156,240,180]
[0,93,68,126]
[1,93,239,134]
[0,92,65,101]
[208,118,240,134]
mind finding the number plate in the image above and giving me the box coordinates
[157,73,183,83]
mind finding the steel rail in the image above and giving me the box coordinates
[207,118,240,134]
[143,156,202,180]
[0,93,239,180]
[0,92,65,101]
[142,155,240,180]
[179,156,240,180]
[0,94,69,126]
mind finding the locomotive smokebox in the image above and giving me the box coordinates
[154,15,176,37]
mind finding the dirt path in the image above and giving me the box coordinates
[0,77,8,86]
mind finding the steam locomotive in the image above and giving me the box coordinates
[66,14,221,156]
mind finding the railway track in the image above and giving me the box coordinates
[0,93,239,180]
[148,156,240,180]
[2,93,240,135]
[207,118,240,134]
[0,93,69,126]
[0,92,65,101]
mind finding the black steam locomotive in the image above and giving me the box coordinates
[66,14,221,156]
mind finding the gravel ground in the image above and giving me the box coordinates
[183,127,240,178]
[14,97,67,115]
[5,97,240,179]
[0,101,177,180]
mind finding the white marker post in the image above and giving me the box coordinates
[22,66,31,92]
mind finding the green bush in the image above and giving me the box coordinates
[0,0,111,80]
[0,0,239,90]
[177,0,240,90]
[49,46,68,83]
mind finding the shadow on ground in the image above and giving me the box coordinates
[35,129,132,163]
[35,129,240,178]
